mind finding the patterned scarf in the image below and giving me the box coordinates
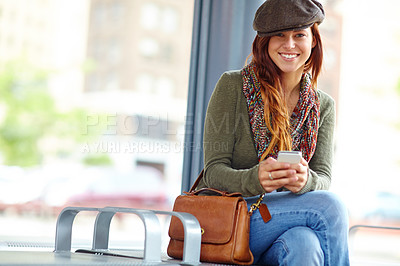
[241,63,320,162]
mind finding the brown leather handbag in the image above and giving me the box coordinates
[167,170,266,265]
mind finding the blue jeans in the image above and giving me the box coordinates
[246,191,350,266]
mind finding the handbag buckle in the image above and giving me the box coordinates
[248,193,265,216]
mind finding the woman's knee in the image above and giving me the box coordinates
[263,227,324,265]
[308,191,349,227]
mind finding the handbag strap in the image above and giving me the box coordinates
[189,169,265,216]
[189,169,240,197]
[185,187,242,197]
[189,169,205,192]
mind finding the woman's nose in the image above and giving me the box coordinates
[283,36,296,49]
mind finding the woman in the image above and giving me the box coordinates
[198,0,350,265]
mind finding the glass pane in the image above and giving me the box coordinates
[0,0,194,248]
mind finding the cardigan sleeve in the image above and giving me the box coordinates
[201,72,266,196]
[295,90,336,194]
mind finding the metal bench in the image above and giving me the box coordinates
[349,224,400,265]
[0,206,206,265]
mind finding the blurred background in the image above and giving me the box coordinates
[0,0,399,264]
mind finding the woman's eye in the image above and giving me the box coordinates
[295,33,306,38]
[275,33,284,37]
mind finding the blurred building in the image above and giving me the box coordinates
[82,0,194,184]
[83,0,193,115]
[85,0,192,97]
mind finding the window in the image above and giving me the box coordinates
[161,7,179,33]
[140,3,159,30]
[0,0,195,246]
[138,38,159,58]
[140,2,179,33]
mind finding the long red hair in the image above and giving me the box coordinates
[250,24,323,161]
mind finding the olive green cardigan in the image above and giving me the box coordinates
[197,70,336,196]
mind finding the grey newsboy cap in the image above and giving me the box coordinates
[253,0,325,37]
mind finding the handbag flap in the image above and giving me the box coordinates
[169,194,242,244]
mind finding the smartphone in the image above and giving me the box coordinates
[277,151,302,164]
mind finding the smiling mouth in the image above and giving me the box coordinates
[279,53,299,59]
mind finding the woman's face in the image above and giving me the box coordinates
[268,28,316,75]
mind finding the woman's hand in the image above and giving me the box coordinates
[284,158,309,193]
[258,157,308,193]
